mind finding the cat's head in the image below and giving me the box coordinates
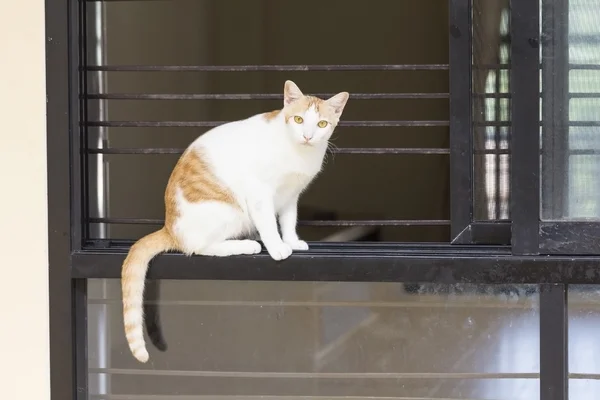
[282,80,349,146]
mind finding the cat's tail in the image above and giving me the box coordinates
[122,228,174,363]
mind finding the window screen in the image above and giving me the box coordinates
[541,0,600,220]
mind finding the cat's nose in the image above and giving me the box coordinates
[303,134,311,142]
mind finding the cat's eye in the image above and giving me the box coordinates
[317,120,328,128]
[293,116,304,124]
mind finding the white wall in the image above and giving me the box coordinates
[0,1,49,399]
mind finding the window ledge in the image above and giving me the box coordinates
[71,243,600,284]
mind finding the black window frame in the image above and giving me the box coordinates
[46,1,600,400]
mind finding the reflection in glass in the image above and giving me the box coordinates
[472,0,511,220]
[569,285,600,399]
[88,280,540,399]
[541,0,600,219]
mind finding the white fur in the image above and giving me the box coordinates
[171,85,348,261]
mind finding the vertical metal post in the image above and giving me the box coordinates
[449,0,474,243]
[541,0,570,220]
[540,284,569,400]
[74,279,89,400]
[511,0,541,255]
[86,0,112,396]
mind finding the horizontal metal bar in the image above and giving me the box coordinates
[95,148,600,157]
[88,396,495,400]
[88,368,538,380]
[86,64,450,72]
[87,148,451,155]
[72,247,600,283]
[452,221,512,245]
[87,93,450,100]
[476,63,600,70]
[85,63,600,73]
[475,149,600,156]
[474,92,600,99]
[475,121,600,127]
[87,92,600,101]
[540,221,600,254]
[88,120,600,129]
[88,218,451,226]
[86,120,450,128]
[88,298,536,309]
[86,240,507,254]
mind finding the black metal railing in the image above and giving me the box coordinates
[45,1,600,400]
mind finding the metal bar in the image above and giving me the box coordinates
[452,221,512,245]
[86,120,600,128]
[89,368,538,379]
[540,221,600,254]
[510,0,541,255]
[87,148,451,155]
[88,298,536,309]
[87,93,450,100]
[72,249,600,284]
[74,279,89,400]
[86,92,600,100]
[86,396,540,400]
[477,63,600,70]
[47,0,77,399]
[88,217,451,226]
[449,0,473,241]
[493,70,502,220]
[87,239,508,253]
[540,284,569,400]
[87,148,600,156]
[71,0,84,250]
[474,93,600,98]
[86,120,450,128]
[85,64,450,72]
[541,0,570,220]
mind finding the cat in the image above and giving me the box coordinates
[121,80,349,362]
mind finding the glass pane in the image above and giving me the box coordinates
[568,285,600,399]
[541,0,600,220]
[88,280,540,399]
[472,0,512,220]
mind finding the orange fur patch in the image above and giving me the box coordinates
[263,109,281,121]
[283,96,327,122]
[164,148,238,237]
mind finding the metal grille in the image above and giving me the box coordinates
[83,0,454,245]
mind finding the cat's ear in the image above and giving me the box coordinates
[326,92,350,116]
[284,80,304,106]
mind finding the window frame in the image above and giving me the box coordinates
[46,1,600,400]
[450,0,512,245]
[514,0,600,256]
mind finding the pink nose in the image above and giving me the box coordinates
[303,135,311,142]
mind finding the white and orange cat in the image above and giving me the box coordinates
[122,80,349,362]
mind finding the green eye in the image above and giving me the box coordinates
[293,116,304,124]
[317,120,328,128]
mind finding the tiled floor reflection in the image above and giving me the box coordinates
[87,280,546,400]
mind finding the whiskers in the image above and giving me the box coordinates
[324,139,340,165]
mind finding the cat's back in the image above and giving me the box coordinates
[198,113,274,145]
[183,112,286,181]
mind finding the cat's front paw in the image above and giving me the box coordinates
[266,242,293,261]
[285,239,309,251]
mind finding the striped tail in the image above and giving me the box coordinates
[121,228,173,363]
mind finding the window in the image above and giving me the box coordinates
[46,1,600,400]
